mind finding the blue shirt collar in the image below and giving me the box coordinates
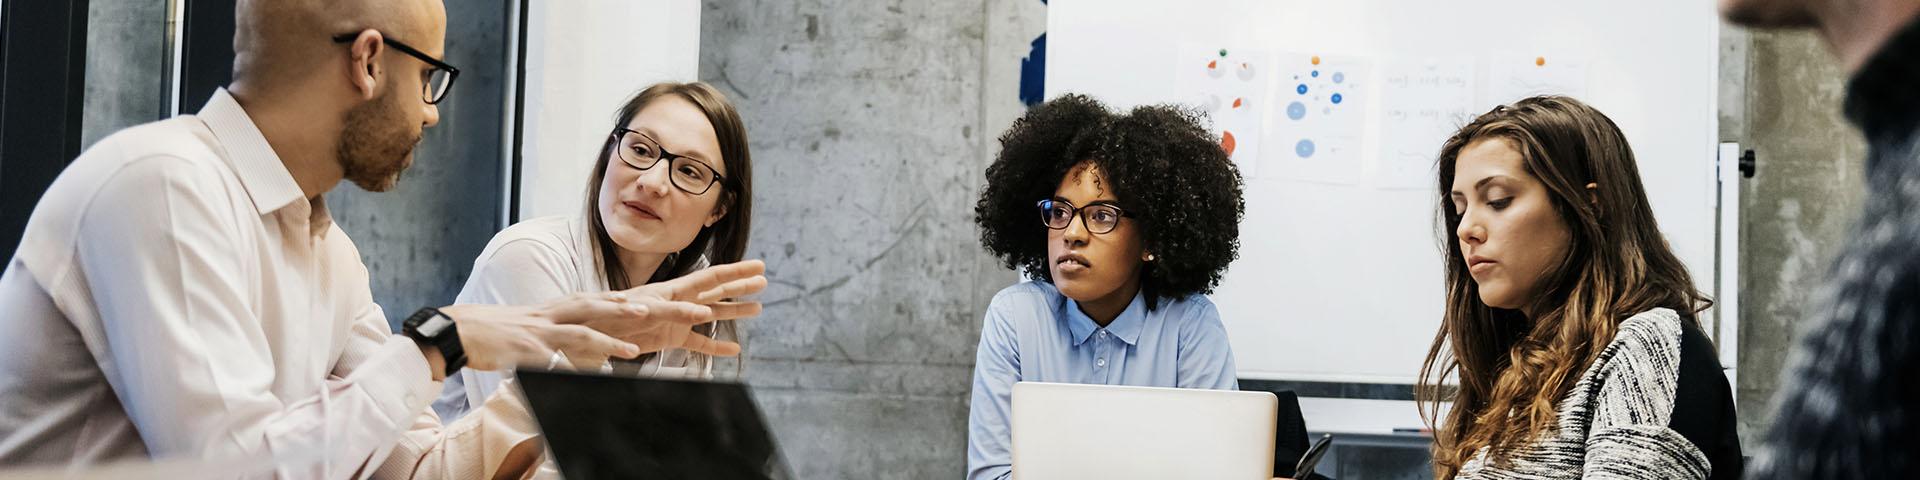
[1063,289,1148,346]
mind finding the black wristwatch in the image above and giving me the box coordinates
[402,307,466,378]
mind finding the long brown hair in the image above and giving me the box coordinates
[584,82,754,371]
[1417,96,1710,477]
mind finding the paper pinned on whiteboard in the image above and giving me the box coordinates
[1267,52,1370,185]
[1378,57,1476,189]
[1487,54,1588,104]
[1173,44,1272,178]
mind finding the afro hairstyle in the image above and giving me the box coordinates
[974,93,1246,309]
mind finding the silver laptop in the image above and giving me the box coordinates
[1011,382,1278,480]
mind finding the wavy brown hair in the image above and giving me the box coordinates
[1417,96,1711,477]
[584,82,753,371]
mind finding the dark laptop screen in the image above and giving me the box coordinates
[517,370,791,480]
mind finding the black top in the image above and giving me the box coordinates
[1748,15,1920,479]
[1669,321,1744,479]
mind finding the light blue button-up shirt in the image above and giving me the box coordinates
[965,281,1239,480]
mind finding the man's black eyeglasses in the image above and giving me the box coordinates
[332,32,460,105]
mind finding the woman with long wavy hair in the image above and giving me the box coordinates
[1416,96,1741,479]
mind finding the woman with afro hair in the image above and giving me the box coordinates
[964,94,1247,480]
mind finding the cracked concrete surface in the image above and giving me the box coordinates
[699,0,1044,477]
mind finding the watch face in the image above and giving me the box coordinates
[416,312,454,337]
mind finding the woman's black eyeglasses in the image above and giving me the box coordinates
[609,128,731,196]
[1038,199,1132,234]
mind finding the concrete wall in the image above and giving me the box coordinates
[327,4,509,326]
[1719,25,1868,447]
[80,0,167,149]
[698,0,1044,477]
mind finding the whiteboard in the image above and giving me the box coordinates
[1048,0,1719,384]
[515,0,701,221]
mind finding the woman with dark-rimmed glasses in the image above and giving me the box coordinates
[965,94,1248,480]
[433,82,758,421]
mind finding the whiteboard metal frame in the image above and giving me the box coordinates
[1716,142,1742,401]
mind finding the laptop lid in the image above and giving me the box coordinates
[516,370,792,480]
[1010,382,1278,480]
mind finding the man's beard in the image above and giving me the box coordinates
[337,89,421,192]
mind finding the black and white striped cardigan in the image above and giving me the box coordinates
[1455,308,1718,479]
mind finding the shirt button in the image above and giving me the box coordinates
[1099,331,1108,338]
[1096,358,1107,367]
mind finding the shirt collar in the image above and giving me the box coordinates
[198,89,310,214]
[1063,288,1148,346]
[198,88,332,236]
[1844,16,1920,152]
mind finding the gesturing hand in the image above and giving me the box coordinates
[439,260,768,371]
[590,259,768,356]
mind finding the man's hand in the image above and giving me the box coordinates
[437,260,768,371]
